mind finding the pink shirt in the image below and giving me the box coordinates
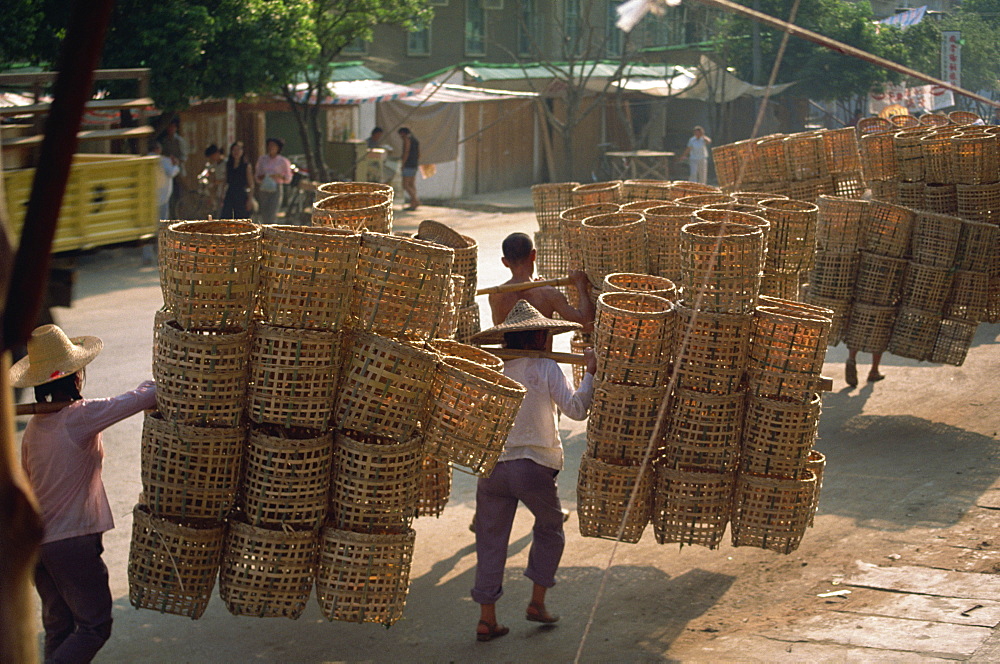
[22,380,156,544]
[255,154,293,185]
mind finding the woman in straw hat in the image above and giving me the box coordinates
[469,300,597,642]
[12,324,156,663]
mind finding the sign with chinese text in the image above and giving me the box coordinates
[941,31,961,90]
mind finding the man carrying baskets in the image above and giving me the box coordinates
[469,301,597,642]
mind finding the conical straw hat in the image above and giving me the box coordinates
[471,300,581,345]
[9,324,103,388]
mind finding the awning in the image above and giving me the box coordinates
[398,82,537,105]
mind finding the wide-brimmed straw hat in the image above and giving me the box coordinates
[9,324,103,388]
[471,300,581,345]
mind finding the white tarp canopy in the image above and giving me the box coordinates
[616,56,796,103]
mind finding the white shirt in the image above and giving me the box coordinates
[497,358,594,471]
[687,135,710,161]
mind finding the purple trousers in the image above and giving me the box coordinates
[34,533,113,664]
[472,458,565,605]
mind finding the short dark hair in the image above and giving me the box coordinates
[266,137,285,152]
[502,232,533,263]
[503,329,548,350]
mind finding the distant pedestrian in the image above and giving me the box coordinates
[220,141,255,219]
[680,125,712,184]
[398,127,421,211]
[255,137,293,224]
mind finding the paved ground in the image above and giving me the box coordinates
[16,190,1000,662]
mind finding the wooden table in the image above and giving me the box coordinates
[605,150,675,180]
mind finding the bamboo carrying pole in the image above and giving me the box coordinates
[486,348,588,365]
[476,276,574,296]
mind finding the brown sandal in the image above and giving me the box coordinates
[477,620,509,642]
[526,602,560,624]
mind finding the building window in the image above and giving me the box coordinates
[518,0,539,56]
[606,1,623,57]
[408,24,432,56]
[342,36,367,54]
[466,0,486,56]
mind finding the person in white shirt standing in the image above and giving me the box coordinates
[469,301,597,642]
[680,125,712,184]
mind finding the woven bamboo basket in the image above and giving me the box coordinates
[159,220,260,331]
[576,455,652,543]
[869,179,900,203]
[856,116,894,135]
[455,303,481,344]
[667,181,722,199]
[531,182,580,232]
[922,183,958,215]
[888,306,942,361]
[534,229,570,282]
[831,171,867,199]
[661,389,744,472]
[815,195,868,251]
[673,306,752,394]
[594,292,675,387]
[955,220,998,274]
[896,181,924,210]
[239,425,334,528]
[759,271,801,300]
[676,193,736,207]
[140,412,244,521]
[931,318,977,366]
[644,204,697,279]
[424,356,526,476]
[128,504,225,619]
[786,176,835,202]
[844,302,897,353]
[945,271,989,321]
[956,183,1000,224]
[154,323,249,427]
[802,294,850,347]
[900,262,953,312]
[317,181,394,203]
[784,133,829,181]
[862,202,914,258]
[893,128,929,182]
[247,323,341,430]
[754,135,792,182]
[748,306,831,403]
[741,394,821,479]
[312,192,392,234]
[258,225,361,331]
[602,272,678,302]
[652,466,734,550]
[427,338,503,371]
[415,220,478,307]
[581,212,648,287]
[415,455,452,518]
[328,430,421,532]
[316,526,415,626]
[621,179,673,202]
[571,180,622,206]
[854,252,908,306]
[559,203,621,270]
[821,127,862,174]
[680,221,764,314]
[731,471,816,553]
[219,519,317,619]
[803,450,825,526]
[859,131,898,182]
[920,131,956,184]
[336,332,437,441]
[571,330,592,389]
[586,382,669,464]
[758,199,819,273]
[953,133,1000,185]
[352,232,455,340]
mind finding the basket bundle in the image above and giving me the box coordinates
[956,183,1000,224]
[328,430,422,532]
[863,201,915,258]
[643,204,697,278]
[815,195,868,251]
[571,180,623,205]
[931,318,978,366]
[758,199,819,273]
[316,526,416,626]
[920,132,956,184]
[352,232,455,340]
[427,338,503,371]
[900,262,953,312]
[945,271,989,321]
[336,332,438,441]
[673,306,752,394]
[955,220,998,274]
[741,394,821,479]
[602,272,678,302]
[594,292,675,387]
[239,425,334,528]
[559,203,621,271]
[784,133,829,181]
[140,412,244,521]
[922,183,958,215]
[531,182,579,232]
[844,302,897,353]
[414,455,452,518]
[679,221,764,314]
[676,193,736,207]
[153,322,249,427]
[748,306,831,403]
[621,179,673,202]
[759,271,801,300]
[415,220,478,307]
[854,252,908,306]
[731,471,815,554]
[821,127,862,174]
[128,504,225,619]
[423,356,526,477]
[247,323,341,430]
[534,230,570,282]
[317,181,394,204]
[312,192,392,234]
[952,133,999,185]
[576,454,652,544]
[896,181,924,210]
[893,128,930,182]
[661,389,744,472]
[258,225,361,331]
[159,220,260,331]
[888,306,942,361]
[586,382,669,465]
[652,466,735,550]
[581,212,649,287]
[455,303,481,344]
[858,131,898,182]
[219,519,317,619]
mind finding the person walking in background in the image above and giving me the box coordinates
[220,140,255,219]
[158,116,188,217]
[680,125,712,184]
[255,137,293,224]
[398,127,421,211]
[13,324,156,664]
